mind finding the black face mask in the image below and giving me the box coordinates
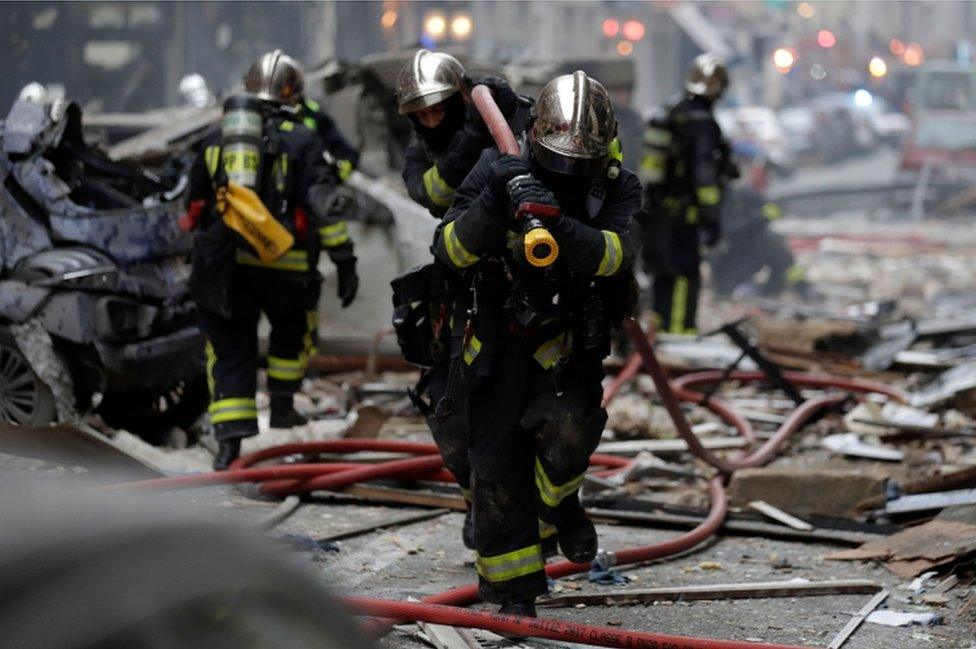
[530,154,593,207]
[410,93,467,153]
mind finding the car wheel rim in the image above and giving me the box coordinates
[0,346,40,424]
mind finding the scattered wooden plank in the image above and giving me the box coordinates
[748,500,815,531]
[827,589,889,649]
[417,622,482,649]
[587,507,880,546]
[538,579,881,608]
[341,483,467,511]
[317,508,451,543]
[596,437,748,456]
[932,574,960,594]
[886,488,976,515]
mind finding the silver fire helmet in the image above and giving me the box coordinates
[395,49,466,115]
[243,50,306,105]
[684,53,729,100]
[529,70,616,176]
[18,82,48,104]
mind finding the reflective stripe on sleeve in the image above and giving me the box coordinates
[423,166,455,207]
[534,457,585,508]
[696,185,720,206]
[532,333,572,370]
[462,334,482,365]
[319,221,350,247]
[208,397,258,424]
[539,520,557,540]
[442,221,479,269]
[476,544,545,583]
[596,230,624,276]
[204,145,220,177]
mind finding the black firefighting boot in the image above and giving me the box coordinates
[499,601,537,618]
[213,439,241,471]
[557,508,598,564]
[269,394,308,428]
[462,507,476,550]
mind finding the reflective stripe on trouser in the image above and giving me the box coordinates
[268,355,306,382]
[534,456,585,508]
[539,520,557,540]
[236,248,310,272]
[652,273,700,335]
[208,397,258,425]
[476,544,545,583]
[319,221,350,248]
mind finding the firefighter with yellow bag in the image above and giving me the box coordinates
[186,93,358,470]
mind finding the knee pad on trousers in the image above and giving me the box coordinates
[520,392,607,473]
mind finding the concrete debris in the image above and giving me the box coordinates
[822,433,905,462]
[728,468,887,517]
[866,611,943,627]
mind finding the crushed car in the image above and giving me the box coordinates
[0,97,206,438]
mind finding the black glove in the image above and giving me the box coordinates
[337,259,359,308]
[506,173,558,211]
[476,76,519,119]
[701,220,722,249]
[487,155,531,198]
[438,127,491,187]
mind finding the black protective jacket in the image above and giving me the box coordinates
[432,149,643,373]
[402,80,532,219]
[299,97,360,169]
[660,93,730,228]
[188,116,353,316]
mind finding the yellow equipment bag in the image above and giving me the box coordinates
[215,182,294,263]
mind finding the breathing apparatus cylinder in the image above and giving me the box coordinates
[220,94,264,188]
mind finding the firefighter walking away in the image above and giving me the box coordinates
[641,53,738,334]
[186,84,359,470]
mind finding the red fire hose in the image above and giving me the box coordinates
[107,317,902,649]
[471,84,519,155]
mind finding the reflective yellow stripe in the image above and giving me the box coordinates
[644,127,672,146]
[671,276,689,334]
[337,159,353,181]
[208,397,257,424]
[304,309,319,358]
[279,120,295,132]
[762,202,782,220]
[539,520,557,539]
[236,248,310,272]
[205,341,217,397]
[304,98,320,112]
[532,333,572,370]
[596,230,623,277]
[423,166,454,207]
[786,264,806,284]
[443,221,479,268]
[476,544,544,582]
[319,221,350,247]
[685,205,699,225]
[302,116,316,131]
[462,334,482,365]
[460,487,472,502]
[696,185,720,205]
[204,146,220,177]
[534,457,585,508]
[608,137,623,163]
[268,355,307,381]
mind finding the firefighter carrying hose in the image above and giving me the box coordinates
[430,71,642,615]
[392,49,531,550]
[244,49,360,180]
[398,49,531,219]
[640,53,738,333]
[187,90,359,471]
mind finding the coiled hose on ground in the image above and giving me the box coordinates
[110,317,906,649]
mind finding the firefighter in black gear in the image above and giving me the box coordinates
[187,92,359,471]
[641,52,736,334]
[395,50,530,550]
[398,49,531,219]
[244,50,360,180]
[431,71,642,616]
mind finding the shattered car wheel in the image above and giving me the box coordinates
[0,330,56,426]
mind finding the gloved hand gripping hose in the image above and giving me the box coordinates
[471,84,559,267]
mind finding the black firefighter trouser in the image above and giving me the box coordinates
[462,336,607,605]
[198,269,320,442]
[648,219,702,335]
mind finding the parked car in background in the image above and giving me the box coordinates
[717,106,796,178]
[899,110,976,176]
[778,106,818,161]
